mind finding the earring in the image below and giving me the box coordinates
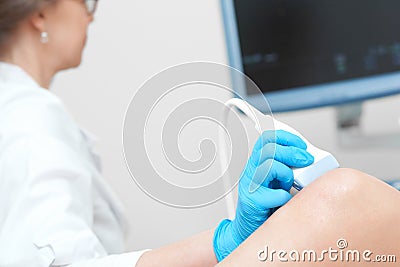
[40,31,49,44]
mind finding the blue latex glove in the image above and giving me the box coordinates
[213,130,314,262]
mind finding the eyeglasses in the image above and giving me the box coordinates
[83,0,98,15]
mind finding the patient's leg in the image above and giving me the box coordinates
[218,168,400,266]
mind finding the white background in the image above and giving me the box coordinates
[51,0,400,251]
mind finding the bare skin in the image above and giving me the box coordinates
[2,1,219,265]
[4,2,399,266]
[218,168,400,266]
[1,0,93,89]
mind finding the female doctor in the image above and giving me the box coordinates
[0,0,316,266]
[1,1,399,267]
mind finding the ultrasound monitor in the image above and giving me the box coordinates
[221,0,400,112]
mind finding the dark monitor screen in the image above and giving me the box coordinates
[222,0,400,112]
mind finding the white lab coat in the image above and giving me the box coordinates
[0,62,148,267]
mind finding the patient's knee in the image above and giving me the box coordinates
[288,168,370,213]
[313,168,367,197]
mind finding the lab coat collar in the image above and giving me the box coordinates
[0,61,42,89]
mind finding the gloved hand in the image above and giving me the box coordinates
[213,130,314,262]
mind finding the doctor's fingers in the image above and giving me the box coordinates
[249,186,293,209]
[244,159,294,192]
[253,130,307,152]
[250,143,314,168]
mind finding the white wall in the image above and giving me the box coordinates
[51,0,400,251]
